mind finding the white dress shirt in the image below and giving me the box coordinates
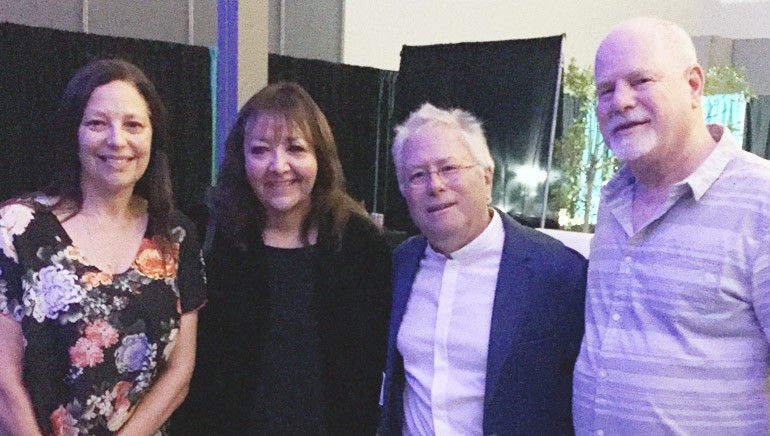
[398,209,505,435]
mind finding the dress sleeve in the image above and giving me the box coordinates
[174,211,207,313]
[0,203,36,322]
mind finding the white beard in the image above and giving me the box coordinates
[607,129,658,162]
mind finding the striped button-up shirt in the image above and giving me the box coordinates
[574,126,770,435]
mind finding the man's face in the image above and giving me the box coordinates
[594,27,697,163]
[400,124,492,252]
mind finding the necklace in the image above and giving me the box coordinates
[83,214,116,274]
[75,198,148,274]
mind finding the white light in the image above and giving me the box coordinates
[510,164,547,189]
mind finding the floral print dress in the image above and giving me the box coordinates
[0,197,206,435]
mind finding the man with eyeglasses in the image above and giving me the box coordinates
[379,103,588,435]
[572,17,770,434]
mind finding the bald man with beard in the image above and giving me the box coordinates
[572,17,770,435]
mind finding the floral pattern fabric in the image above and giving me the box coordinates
[0,198,206,435]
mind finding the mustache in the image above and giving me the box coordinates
[605,113,650,134]
[427,202,455,213]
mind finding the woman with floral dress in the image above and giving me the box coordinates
[0,59,206,435]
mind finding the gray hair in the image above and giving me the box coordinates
[392,103,494,186]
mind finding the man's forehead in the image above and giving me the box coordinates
[406,124,458,147]
[595,29,669,76]
[403,125,472,162]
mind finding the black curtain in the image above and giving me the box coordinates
[745,95,770,159]
[0,22,212,211]
[387,36,564,233]
[268,54,397,213]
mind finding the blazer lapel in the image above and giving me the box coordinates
[484,213,533,411]
[388,237,427,351]
[382,236,426,432]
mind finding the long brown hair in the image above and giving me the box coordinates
[45,59,175,245]
[212,82,367,247]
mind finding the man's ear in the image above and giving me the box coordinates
[687,63,705,108]
[484,166,493,202]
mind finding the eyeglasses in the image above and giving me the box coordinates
[405,163,480,187]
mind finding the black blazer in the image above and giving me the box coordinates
[380,212,587,435]
[174,213,392,435]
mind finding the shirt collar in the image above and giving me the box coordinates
[602,124,738,203]
[680,124,738,201]
[425,208,505,262]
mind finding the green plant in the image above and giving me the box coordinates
[549,59,618,232]
[704,65,754,100]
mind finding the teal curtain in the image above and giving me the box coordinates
[210,46,218,183]
[702,93,746,148]
[572,102,612,227]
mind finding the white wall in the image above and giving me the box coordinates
[342,0,770,71]
[342,0,702,70]
[699,0,770,40]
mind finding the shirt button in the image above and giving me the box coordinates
[596,430,604,436]
[599,369,607,378]
[620,256,632,273]
[612,313,621,321]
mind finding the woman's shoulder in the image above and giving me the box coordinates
[0,195,59,263]
[0,194,60,229]
[169,208,198,232]
[340,212,381,241]
[331,212,392,262]
[0,193,57,214]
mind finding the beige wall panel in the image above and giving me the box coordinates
[193,0,217,46]
[87,0,188,44]
[1,0,82,32]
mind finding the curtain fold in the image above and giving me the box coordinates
[746,95,770,159]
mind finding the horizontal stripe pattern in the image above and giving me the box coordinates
[574,128,770,435]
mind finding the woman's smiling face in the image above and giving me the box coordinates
[243,113,318,223]
[78,80,152,196]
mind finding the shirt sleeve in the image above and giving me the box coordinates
[0,203,36,322]
[175,211,208,313]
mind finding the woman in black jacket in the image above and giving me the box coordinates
[177,82,391,435]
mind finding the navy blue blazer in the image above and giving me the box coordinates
[380,211,587,435]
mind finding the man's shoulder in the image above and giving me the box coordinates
[718,150,770,203]
[495,211,587,261]
[728,149,770,180]
[393,234,426,260]
[500,213,586,261]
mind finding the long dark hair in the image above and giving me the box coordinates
[212,82,367,247]
[46,59,175,244]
